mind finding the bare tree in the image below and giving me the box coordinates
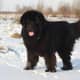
[16,5,32,13]
[72,0,80,17]
[58,4,72,17]
[0,0,3,11]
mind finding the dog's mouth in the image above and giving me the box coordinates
[28,32,35,37]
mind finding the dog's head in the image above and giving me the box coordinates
[20,10,45,37]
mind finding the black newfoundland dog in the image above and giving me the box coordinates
[20,10,80,72]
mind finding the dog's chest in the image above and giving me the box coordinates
[36,35,49,53]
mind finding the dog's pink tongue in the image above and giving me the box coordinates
[28,32,34,36]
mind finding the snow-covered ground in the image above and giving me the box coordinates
[0,18,80,80]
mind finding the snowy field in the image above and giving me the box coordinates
[0,18,80,80]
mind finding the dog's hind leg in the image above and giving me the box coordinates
[58,49,73,70]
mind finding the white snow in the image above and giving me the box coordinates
[0,18,80,80]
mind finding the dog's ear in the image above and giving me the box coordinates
[20,15,22,24]
[20,14,25,26]
[36,13,46,25]
[20,11,28,26]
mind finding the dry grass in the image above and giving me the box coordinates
[0,46,6,50]
[10,33,21,38]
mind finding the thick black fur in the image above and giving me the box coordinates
[20,10,80,72]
